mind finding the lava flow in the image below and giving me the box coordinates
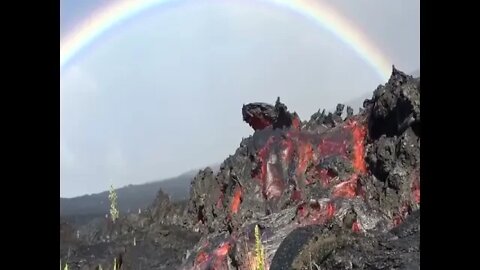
[60,67,420,270]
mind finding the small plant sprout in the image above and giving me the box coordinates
[134,236,136,246]
[108,184,119,223]
[254,224,266,270]
[113,258,117,270]
[63,262,69,270]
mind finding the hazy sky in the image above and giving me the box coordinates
[60,0,419,198]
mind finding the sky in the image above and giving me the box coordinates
[60,0,420,198]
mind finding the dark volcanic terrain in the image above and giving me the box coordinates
[60,67,420,270]
[60,165,221,226]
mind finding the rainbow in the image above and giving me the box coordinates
[60,0,392,80]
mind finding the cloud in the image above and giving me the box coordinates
[61,65,104,196]
[60,65,99,168]
[61,65,99,94]
[61,65,101,127]
[60,137,75,169]
[59,0,419,198]
[105,141,128,182]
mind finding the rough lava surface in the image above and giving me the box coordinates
[60,67,420,270]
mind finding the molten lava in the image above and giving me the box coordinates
[316,168,335,187]
[249,117,273,131]
[231,187,243,214]
[195,251,210,265]
[352,221,362,233]
[317,139,348,159]
[214,242,231,257]
[411,173,420,204]
[296,200,335,225]
[332,175,359,199]
[254,136,275,184]
[296,141,314,177]
[265,155,285,199]
[348,120,367,174]
[279,138,294,167]
[290,189,303,202]
[413,185,420,204]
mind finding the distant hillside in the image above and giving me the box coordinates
[60,164,220,218]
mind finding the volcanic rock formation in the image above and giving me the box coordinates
[60,66,420,270]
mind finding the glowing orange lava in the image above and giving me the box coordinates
[296,141,314,176]
[332,175,359,199]
[348,120,367,174]
[231,187,243,214]
[214,242,231,257]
